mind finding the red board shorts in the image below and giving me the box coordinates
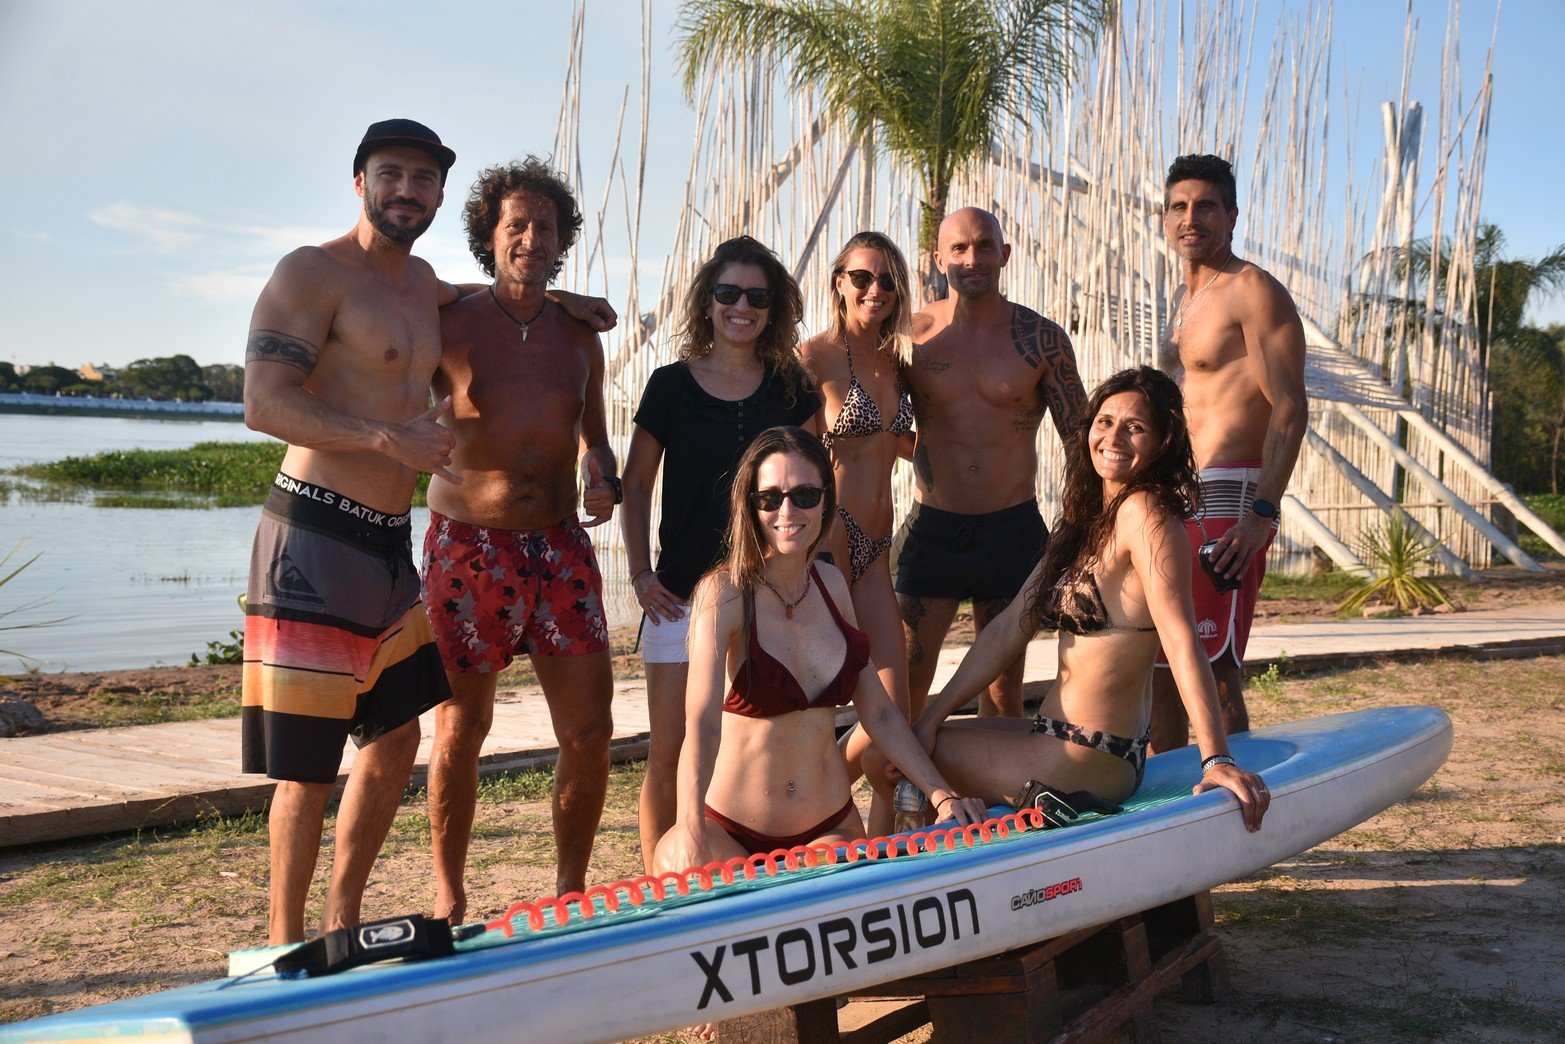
[423,510,609,673]
[242,473,451,784]
[1156,462,1278,667]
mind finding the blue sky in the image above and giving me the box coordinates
[1,0,1561,371]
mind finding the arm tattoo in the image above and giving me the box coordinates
[247,329,321,375]
[1044,361,1086,435]
[913,442,934,489]
[1010,308,1068,370]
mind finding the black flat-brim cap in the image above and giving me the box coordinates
[352,118,457,182]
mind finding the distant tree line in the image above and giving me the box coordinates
[1352,223,1565,494]
[0,356,244,403]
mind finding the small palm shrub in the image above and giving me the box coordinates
[1337,514,1453,614]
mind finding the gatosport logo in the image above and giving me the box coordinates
[1010,876,1083,910]
[359,919,414,949]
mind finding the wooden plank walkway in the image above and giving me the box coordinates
[3,603,1564,849]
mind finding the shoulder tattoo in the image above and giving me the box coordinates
[1010,308,1069,370]
[246,329,321,375]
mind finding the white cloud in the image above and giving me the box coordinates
[88,202,210,251]
[226,223,343,258]
[168,266,271,305]
[88,201,337,259]
[4,226,52,243]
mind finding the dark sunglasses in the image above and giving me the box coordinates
[843,269,897,293]
[749,486,825,511]
[711,283,773,308]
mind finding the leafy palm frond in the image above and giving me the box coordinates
[674,0,1108,270]
[1384,223,1565,356]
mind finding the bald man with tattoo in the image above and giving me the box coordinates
[240,119,613,945]
[894,207,1086,719]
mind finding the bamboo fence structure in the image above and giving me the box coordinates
[551,0,1562,609]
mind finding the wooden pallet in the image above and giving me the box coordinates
[713,891,1227,1043]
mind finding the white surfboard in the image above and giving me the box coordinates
[6,706,1451,1043]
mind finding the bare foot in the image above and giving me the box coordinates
[433,889,466,926]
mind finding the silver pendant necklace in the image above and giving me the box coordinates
[1175,252,1232,329]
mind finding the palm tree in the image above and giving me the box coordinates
[1399,223,1565,363]
[674,0,1107,296]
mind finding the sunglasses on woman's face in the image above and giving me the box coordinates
[750,486,825,511]
[843,269,897,293]
[711,283,773,309]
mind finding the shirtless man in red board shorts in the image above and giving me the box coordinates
[1150,154,1308,753]
[422,158,618,924]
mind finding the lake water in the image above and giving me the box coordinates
[0,414,638,673]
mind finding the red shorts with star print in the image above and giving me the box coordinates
[423,510,609,673]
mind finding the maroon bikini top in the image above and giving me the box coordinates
[724,566,872,718]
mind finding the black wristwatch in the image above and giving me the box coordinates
[1250,497,1280,521]
[604,475,623,505]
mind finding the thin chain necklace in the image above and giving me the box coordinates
[843,330,887,378]
[1175,252,1232,329]
[489,286,548,342]
[760,571,812,619]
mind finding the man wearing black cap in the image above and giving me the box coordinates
[239,119,612,945]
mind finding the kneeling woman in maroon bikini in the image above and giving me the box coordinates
[653,427,986,869]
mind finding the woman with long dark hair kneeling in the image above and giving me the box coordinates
[869,367,1269,831]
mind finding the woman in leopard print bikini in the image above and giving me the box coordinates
[799,231,917,835]
[865,368,1270,833]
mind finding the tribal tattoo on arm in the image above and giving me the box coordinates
[1010,307,1059,369]
[1011,308,1087,434]
[246,329,321,376]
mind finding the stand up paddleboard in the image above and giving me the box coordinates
[6,706,1452,1043]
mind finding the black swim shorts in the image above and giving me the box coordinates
[242,473,451,784]
[892,499,1048,602]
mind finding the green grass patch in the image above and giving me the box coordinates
[1216,884,1410,943]
[83,690,241,728]
[16,442,286,500]
[12,441,432,507]
[1519,493,1565,561]
[1522,492,1565,529]
[1240,986,1560,1041]
[1258,570,1361,601]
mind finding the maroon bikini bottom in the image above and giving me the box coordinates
[704,798,858,855]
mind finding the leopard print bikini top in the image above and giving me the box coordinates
[821,338,914,449]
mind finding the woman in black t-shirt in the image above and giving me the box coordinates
[621,235,821,871]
